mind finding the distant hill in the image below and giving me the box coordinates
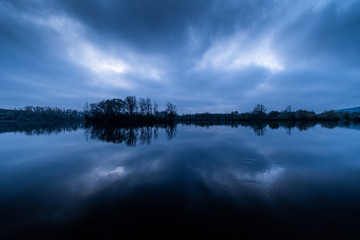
[335,106,360,113]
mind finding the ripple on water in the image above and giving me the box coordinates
[233,178,274,199]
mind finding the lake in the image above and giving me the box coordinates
[1,123,360,239]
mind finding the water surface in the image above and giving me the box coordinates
[0,123,360,239]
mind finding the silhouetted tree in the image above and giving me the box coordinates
[285,105,292,113]
[113,98,126,114]
[295,110,316,120]
[268,111,279,120]
[317,110,339,121]
[83,102,89,115]
[253,104,267,114]
[252,104,267,120]
[166,102,177,120]
[278,105,295,121]
[125,96,138,115]
[145,98,152,115]
[153,102,159,117]
[139,97,146,115]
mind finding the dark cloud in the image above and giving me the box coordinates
[56,0,275,53]
[0,0,359,112]
[56,0,209,52]
[274,1,360,69]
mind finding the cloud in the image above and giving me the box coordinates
[24,13,165,90]
[198,33,284,72]
[0,0,359,111]
[273,0,360,70]
[55,0,211,52]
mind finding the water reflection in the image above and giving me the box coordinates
[0,121,83,135]
[1,123,360,238]
[1,121,357,139]
[84,121,360,144]
[85,124,177,146]
[182,121,358,136]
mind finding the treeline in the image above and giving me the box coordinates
[0,106,83,123]
[1,101,359,126]
[179,104,360,122]
[85,96,177,125]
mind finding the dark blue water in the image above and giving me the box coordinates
[1,124,360,239]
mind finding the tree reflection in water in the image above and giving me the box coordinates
[0,121,83,135]
[85,123,177,146]
[0,121,357,141]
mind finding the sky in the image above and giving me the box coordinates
[0,0,359,113]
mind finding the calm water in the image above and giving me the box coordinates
[1,123,360,239]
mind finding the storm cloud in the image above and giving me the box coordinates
[1,0,359,112]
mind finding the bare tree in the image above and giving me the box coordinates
[145,98,152,115]
[153,102,159,117]
[285,105,292,113]
[166,102,177,117]
[125,96,138,115]
[139,97,146,115]
[253,104,266,114]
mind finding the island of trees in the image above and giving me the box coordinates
[84,96,177,125]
